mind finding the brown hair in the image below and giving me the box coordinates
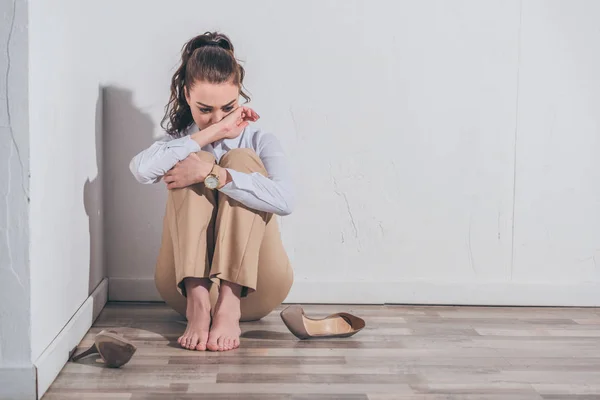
[161,32,250,136]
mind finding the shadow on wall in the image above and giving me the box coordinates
[84,88,105,295]
[102,86,167,299]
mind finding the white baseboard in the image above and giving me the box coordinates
[286,280,600,306]
[109,277,162,301]
[107,276,600,306]
[34,278,108,398]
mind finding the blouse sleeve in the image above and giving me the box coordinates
[219,133,295,216]
[129,135,201,184]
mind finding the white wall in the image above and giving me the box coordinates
[512,1,600,283]
[0,0,36,398]
[1,0,108,396]
[84,0,600,305]
[28,0,106,393]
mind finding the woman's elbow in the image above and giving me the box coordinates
[276,195,295,216]
[276,207,292,217]
[129,158,156,184]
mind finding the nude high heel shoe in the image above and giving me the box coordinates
[70,330,137,368]
[280,305,365,340]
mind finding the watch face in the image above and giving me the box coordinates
[205,175,219,189]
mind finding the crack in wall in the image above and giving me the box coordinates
[2,0,25,290]
[337,190,358,239]
[329,162,359,242]
[332,178,358,238]
[4,145,24,289]
[4,0,28,200]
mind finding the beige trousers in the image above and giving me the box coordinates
[154,149,294,322]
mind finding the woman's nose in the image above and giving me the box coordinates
[211,111,225,124]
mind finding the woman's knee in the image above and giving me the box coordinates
[219,148,267,175]
[166,155,216,206]
[196,150,216,164]
[220,148,257,164]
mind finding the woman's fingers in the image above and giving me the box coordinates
[164,173,177,187]
[233,106,245,119]
[241,106,259,122]
[249,108,259,121]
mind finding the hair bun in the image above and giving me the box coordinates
[185,32,234,56]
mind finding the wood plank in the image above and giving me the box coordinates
[43,302,600,399]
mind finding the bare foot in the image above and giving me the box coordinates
[207,281,242,351]
[177,278,211,351]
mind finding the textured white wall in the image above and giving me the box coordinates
[0,0,36,398]
[512,1,600,284]
[28,1,105,362]
[80,0,599,304]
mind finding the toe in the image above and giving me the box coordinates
[233,338,240,349]
[217,336,225,351]
[207,336,219,351]
[179,334,188,348]
[190,333,199,349]
[196,342,206,351]
[224,338,232,350]
[196,332,208,351]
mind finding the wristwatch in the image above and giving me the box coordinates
[204,164,220,189]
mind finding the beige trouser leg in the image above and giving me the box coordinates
[155,149,294,322]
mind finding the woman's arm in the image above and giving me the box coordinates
[129,127,220,184]
[130,108,257,184]
[218,133,295,216]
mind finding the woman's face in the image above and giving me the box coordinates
[185,80,240,130]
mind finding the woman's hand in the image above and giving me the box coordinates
[163,153,213,190]
[215,106,259,140]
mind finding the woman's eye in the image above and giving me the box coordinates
[199,108,211,114]
[223,107,234,112]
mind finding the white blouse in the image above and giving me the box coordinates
[129,125,294,216]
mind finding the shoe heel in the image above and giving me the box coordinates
[280,305,309,340]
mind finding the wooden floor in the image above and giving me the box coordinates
[43,302,600,400]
